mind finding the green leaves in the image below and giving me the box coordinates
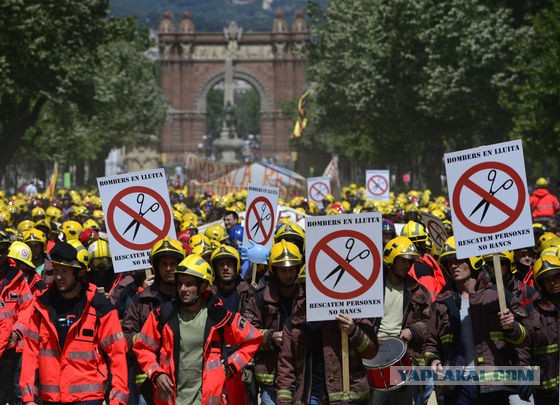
[0,0,166,180]
[306,0,529,190]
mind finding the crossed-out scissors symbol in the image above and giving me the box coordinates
[469,169,513,223]
[124,193,160,240]
[430,223,447,245]
[324,238,370,288]
[250,203,271,237]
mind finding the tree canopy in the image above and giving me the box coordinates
[304,0,554,191]
[0,0,166,186]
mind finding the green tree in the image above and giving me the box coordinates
[1,2,166,184]
[503,1,560,177]
[0,0,110,174]
[306,0,525,192]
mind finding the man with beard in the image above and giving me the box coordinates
[20,242,128,404]
[122,237,185,405]
[424,236,529,404]
[133,254,262,404]
[243,240,302,405]
[210,245,254,404]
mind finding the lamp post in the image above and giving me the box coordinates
[198,134,216,160]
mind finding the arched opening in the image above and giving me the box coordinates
[201,78,261,162]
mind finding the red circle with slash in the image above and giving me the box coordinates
[107,186,171,250]
[308,230,381,299]
[309,181,330,203]
[426,219,448,250]
[452,161,525,234]
[245,196,275,245]
[367,174,389,196]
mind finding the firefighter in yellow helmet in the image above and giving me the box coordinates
[243,240,303,404]
[425,236,530,403]
[121,237,186,403]
[209,244,254,404]
[523,255,560,403]
[86,239,115,293]
[483,250,538,310]
[400,220,446,301]
[9,240,47,294]
[529,177,560,219]
[23,228,47,273]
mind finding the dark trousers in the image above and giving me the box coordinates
[0,348,17,404]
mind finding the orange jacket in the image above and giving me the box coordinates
[133,291,262,405]
[0,265,33,357]
[529,188,560,217]
[20,282,129,404]
[409,254,447,301]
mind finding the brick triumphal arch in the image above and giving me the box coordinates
[158,11,309,167]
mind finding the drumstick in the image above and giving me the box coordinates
[341,329,350,393]
[251,262,258,288]
[493,253,507,312]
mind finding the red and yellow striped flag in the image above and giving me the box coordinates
[291,90,310,139]
[45,162,58,199]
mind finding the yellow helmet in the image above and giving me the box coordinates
[533,254,560,290]
[540,246,560,257]
[0,210,11,227]
[67,239,90,270]
[383,236,419,267]
[438,236,485,274]
[210,245,241,273]
[62,220,83,241]
[8,241,35,268]
[536,177,549,188]
[274,222,305,253]
[17,220,35,236]
[180,220,198,233]
[72,205,88,218]
[204,224,228,243]
[31,207,46,221]
[23,228,47,249]
[189,234,211,251]
[482,250,516,273]
[269,240,302,268]
[176,254,214,286]
[82,219,100,231]
[540,235,560,253]
[150,237,185,266]
[92,209,104,222]
[46,206,62,222]
[400,220,428,243]
[183,212,199,226]
[88,239,112,270]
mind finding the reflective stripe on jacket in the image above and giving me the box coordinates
[133,292,262,405]
[0,265,33,357]
[20,282,129,404]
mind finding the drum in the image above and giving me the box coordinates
[362,336,412,391]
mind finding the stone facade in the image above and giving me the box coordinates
[158,11,308,167]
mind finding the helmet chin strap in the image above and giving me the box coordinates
[182,286,203,307]
[59,270,82,293]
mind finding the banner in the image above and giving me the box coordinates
[186,154,306,200]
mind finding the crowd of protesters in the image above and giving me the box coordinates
[0,177,558,405]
